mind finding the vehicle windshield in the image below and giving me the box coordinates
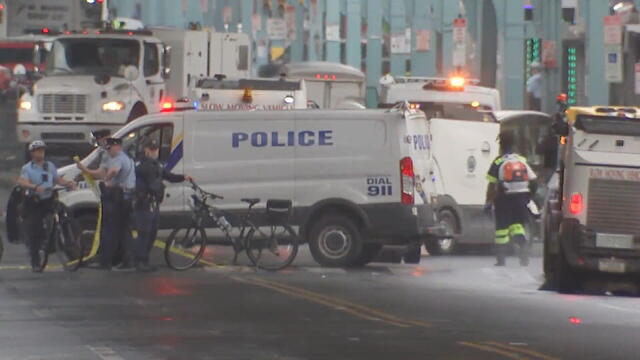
[575,115,640,137]
[45,38,140,77]
[0,47,33,65]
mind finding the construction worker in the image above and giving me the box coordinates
[133,138,192,272]
[485,132,537,267]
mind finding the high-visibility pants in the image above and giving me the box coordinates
[494,193,530,245]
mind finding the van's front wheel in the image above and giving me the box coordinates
[308,215,363,267]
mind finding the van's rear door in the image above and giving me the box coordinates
[403,110,431,206]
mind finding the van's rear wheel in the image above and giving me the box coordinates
[425,209,458,255]
[308,215,363,267]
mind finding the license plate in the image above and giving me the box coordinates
[598,259,626,274]
[596,233,634,249]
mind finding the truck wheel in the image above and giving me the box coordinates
[308,215,363,267]
[403,245,421,264]
[350,243,383,267]
[556,246,580,294]
[425,209,458,255]
[127,103,147,123]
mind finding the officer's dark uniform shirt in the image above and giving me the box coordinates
[135,157,185,206]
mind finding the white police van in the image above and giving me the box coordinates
[58,105,437,267]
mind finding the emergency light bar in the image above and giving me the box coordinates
[394,76,481,85]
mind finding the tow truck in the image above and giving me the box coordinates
[191,76,307,111]
[17,25,250,164]
[544,103,640,293]
[379,76,501,254]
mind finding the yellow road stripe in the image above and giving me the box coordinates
[458,341,531,360]
[231,276,411,327]
[243,276,431,328]
[484,342,560,360]
[153,240,219,267]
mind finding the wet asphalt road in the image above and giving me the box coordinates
[0,180,639,359]
[1,231,640,360]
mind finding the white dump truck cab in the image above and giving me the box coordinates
[545,106,640,292]
[17,30,170,162]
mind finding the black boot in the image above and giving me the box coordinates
[514,235,529,267]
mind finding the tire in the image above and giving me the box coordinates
[425,209,459,255]
[54,216,83,272]
[308,215,363,267]
[403,245,422,264]
[75,213,99,261]
[127,103,147,123]
[246,225,299,271]
[164,226,207,271]
[350,243,383,267]
[556,246,580,294]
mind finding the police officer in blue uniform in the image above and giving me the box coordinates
[17,140,76,272]
[78,137,136,270]
[134,138,192,272]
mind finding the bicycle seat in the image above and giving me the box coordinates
[241,198,261,206]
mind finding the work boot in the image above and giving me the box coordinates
[494,244,507,266]
[114,262,135,272]
[514,235,529,267]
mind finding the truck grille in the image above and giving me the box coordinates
[40,94,88,114]
[587,179,640,234]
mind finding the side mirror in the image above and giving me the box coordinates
[124,65,139,82]
[161,45,172,79]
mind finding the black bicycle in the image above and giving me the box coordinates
[164,181,299,271]
[29,187,83,272]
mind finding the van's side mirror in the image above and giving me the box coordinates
[161,45,172,79]
[124,65,139,82]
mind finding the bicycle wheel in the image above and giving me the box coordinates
[246,224,298,271]
[164,226,207,271]
[55,217,83,272]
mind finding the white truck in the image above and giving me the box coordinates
[190,77,307,111]
[0,0,101,38]
[380,76,502,254]
[58,105,439,267]
[17,27,251,163]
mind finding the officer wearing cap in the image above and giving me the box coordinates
[134,137,192,272]
[78,137,136,270]
[17,140,76,272]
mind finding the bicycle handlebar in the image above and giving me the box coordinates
[189,180,224,200]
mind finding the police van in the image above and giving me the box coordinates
[190,77,308,111]
[58,105,437,267]
[380,76,501,254]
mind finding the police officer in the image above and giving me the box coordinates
[485,132,537,267]
[134,138,192,272]
[78,137,136,270]
[17,141,76,272]
[90,129,111,170]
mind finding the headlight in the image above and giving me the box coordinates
[283,95,295,105]
[19,100,32,111]
[102,101,125,112]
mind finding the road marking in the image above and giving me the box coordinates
[458,341,531,360]
[153,240,219,268]
[86,345,126,360]
[234,275,431,329]
[598,302,640,315]
[484,341,560,360]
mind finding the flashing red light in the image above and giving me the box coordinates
[400,157,415,205]
[161,101,175,112]
[41,27,50,34]
[557,93,568,102]
[315,74,337,81]
[128,31,133,36]
[569,193,583,215]
[569,317,582,325]
[315,74,321,79]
